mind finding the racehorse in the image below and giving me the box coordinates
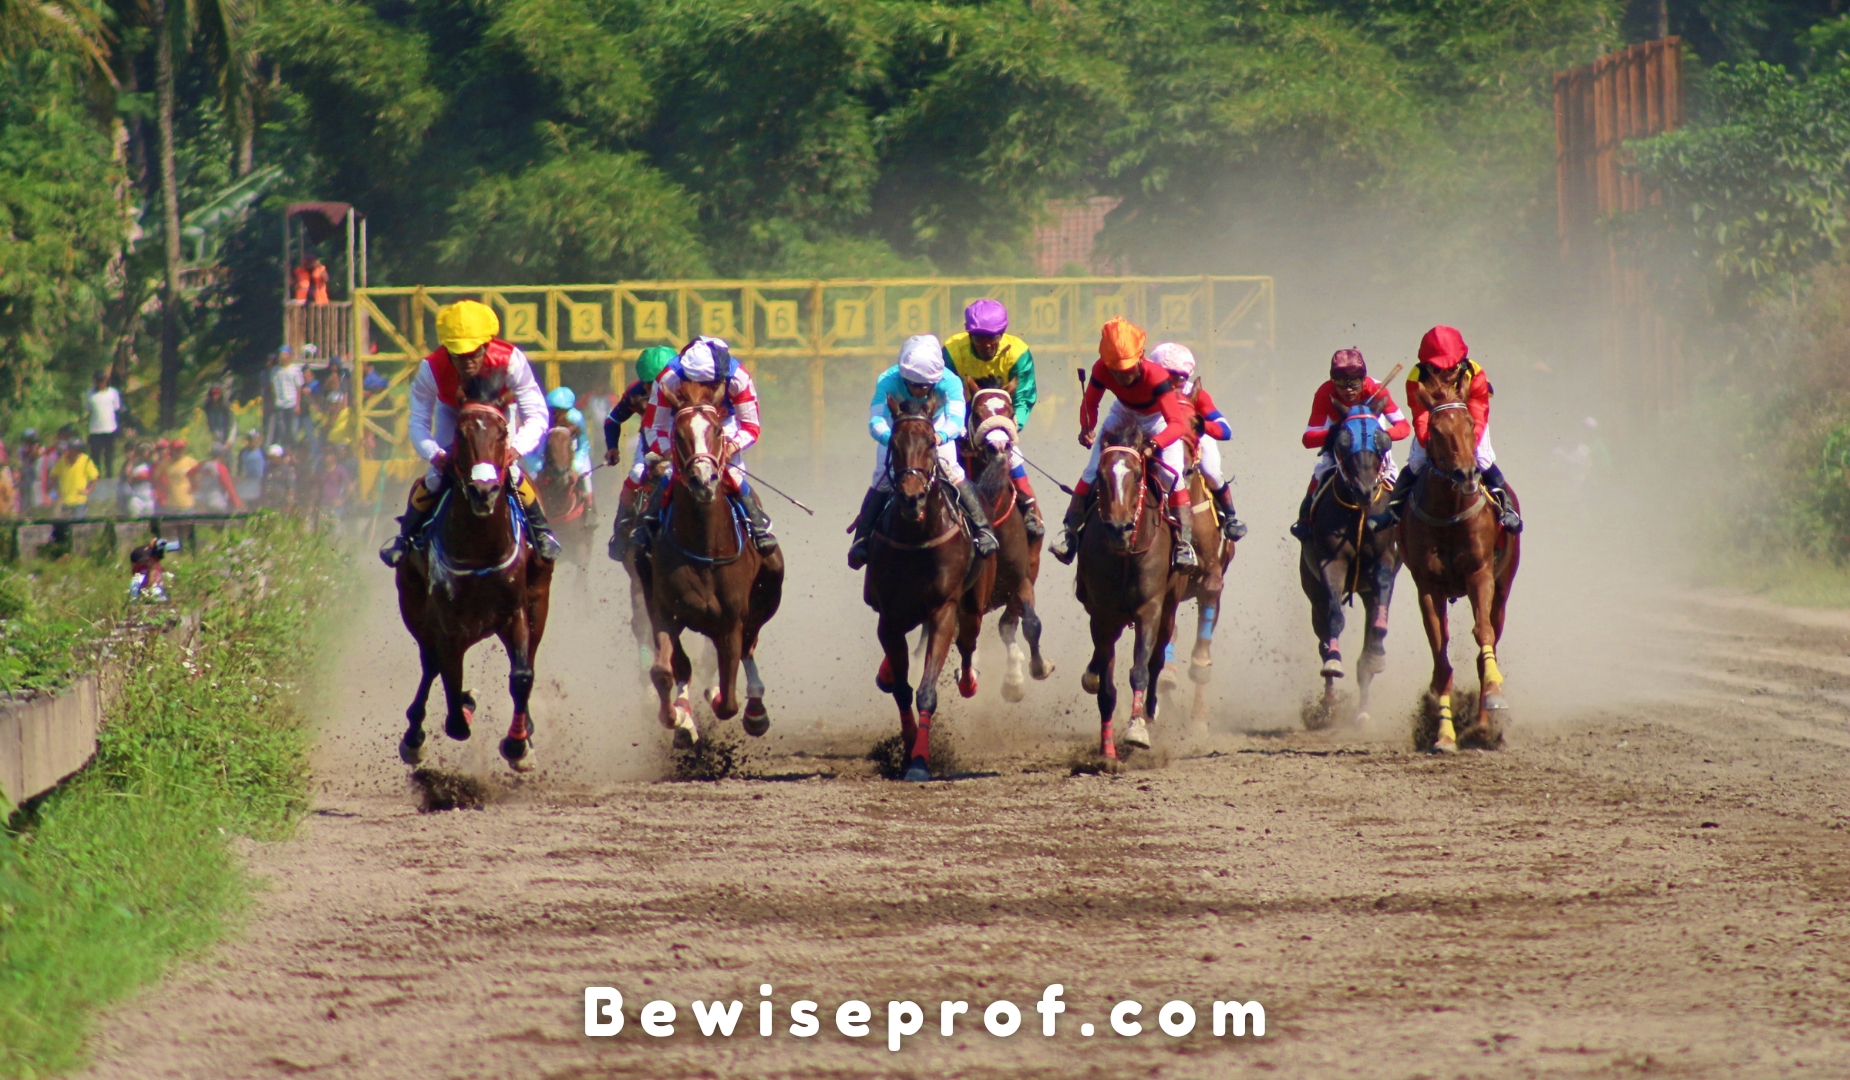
[1157,441,1237,724]
[1075,427,1184,763]
[395,380,552,772]
[637,379,784,749]
[614,467,659,668]
[1298,407,1401,726]
[1400,367,1521,751]
[534,425,594,565]
[959,383,1053,700]
[865,393,989,782]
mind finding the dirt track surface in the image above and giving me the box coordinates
[78,530,1850,1080]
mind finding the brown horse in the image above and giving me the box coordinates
[395,385,553,772]
[1158,443,1237,723]
[637,380,784,749]
[959,384,1053,700]
[866,393,988,782]
[534,426,594,565]
[1075,428,1184,763]
[1400,370,1521,752]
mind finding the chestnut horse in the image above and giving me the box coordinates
[1158,442,1237,724]
[1075,428,1184,763]
[1298,407,1402,727]
[637,380,784,749]
[534,425,594,565]
[865,393,988,782]
[959,384,1053,700]
[1401,369,1521,751]
[395,384,552,772]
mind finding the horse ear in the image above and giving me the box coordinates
[658,383,683,411]
[886,393,903,419]
[1005,376,1018,398]
[962,377,978,401]
[1413,374,1435,408]
[929,390,945,416]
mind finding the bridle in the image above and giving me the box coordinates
[1097,444,1157,555]
[1426,401,1480,492]
[450,402,510,487]
[886,413,941,494]
[672,403,726,481]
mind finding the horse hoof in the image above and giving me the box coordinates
[1188,660,1213,686]
[1031,659,1054,681]
[1482,691,1510,712]
[1433,737,1458,754]
[875,657,897,695]
[445,714,471,742]
[1157,664,1179,696]
[903,758,931,783]
[1321,657,1345,679]
[742,699,770,737]
[1001,678,1025,703]
[1124,716,1152,750]
[672,720,699,750]
[706,686,739,720]
[958,671,978,699]
[1355,710,1371,727]
[1081,670,1100,695]
[501,737,535,772]
[399,731,425,765]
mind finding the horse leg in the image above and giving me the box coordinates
[1189,589,1218,685]
[1123,605,1162,750]
[400,645,439,764]
[905,604,958,782]
[1466,568,1507,747]
[999,609,1026,703]
[629,573,652,674]
[439,644,472,743]
[1417,590,1456,752]
[1358,556,1396,724]
[1022,596,1054,681]
[740,655,769,736]
[497,616,537,772]
[669,634,698,748]
[876,616,917,768]
[706,623,744,722]
[955,600,981,700]
[1086,617,1121,764]
[1319,558,1349,689]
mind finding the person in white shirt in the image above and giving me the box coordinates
[85,372,123,477]
[266,349,305,446]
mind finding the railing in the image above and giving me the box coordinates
[285,300,353,361]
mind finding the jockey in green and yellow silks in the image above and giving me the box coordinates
[941,299,1043,540]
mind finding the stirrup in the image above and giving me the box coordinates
[973,527,998,558]
[1049,529,1078,565]
[379,535,408,568]
[752,529,779,553]
[532,529,562,562]
[1497,506,1524,534]
[1288,520,1310,541]
[1172,540,1200,570]
[1221,518,1248,541]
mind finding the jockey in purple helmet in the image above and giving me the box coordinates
[941,299,1043,540]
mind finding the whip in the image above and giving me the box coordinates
[742,472,815,516]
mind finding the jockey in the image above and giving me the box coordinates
[378,300,560,567]
[1376,325,1523,533]
[942,299,1043,540]
[1149,342,1248,542]
[1289,347,1411,540]
[603,345,675,559]
[632,336,778,554]
[540,385,593,495]
[1049,317,1199,571]
[846,334,999,569]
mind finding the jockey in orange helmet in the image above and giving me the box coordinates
[1375,325,1523,533]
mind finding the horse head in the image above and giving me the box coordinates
[453,376,511,517]
[667,380,725,504]
[1333,405,1391,503]
[1415,363,1479,492]
[967,384,1016,467]
[886,390,942,526]
[542,425,575,481]
[1096,426,1150,553]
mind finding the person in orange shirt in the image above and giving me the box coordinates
[291,254,330,304]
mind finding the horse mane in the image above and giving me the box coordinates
[677,379,720,408]
[891,391,941,419]
[460,372,508,405]
[1103,424,1148,451]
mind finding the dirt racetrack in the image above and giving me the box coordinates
[75,411,1850,1079]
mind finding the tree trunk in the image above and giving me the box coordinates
[235,70,255,176]
[154,0,184,431]
[1654,0,1668,39]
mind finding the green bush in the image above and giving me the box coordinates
[0,515,345,1077]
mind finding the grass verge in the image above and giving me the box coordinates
[1702,552,1850,608]
[0,514,345,1077]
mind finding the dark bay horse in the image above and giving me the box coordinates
[1298,407,1402,726]
[638,380,784,749]
[1401,370,1521,752]
[1075,429,1183,763]
[534,425,594,565]
[960,384,1053,700]
[865,393,988,782]
[395,387,553,772]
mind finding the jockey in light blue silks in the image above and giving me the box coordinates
[527,385,593,500]
[846,334,999,569]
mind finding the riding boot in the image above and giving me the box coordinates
[1170,500,1200,571]
[516,479,563,562]
[957,480,1000,558]
[737,485,779,553]
[847,486,888,570]
[1372,465,1418,531]
[1011,475,1045,541]
[608,498,637,562]
[1289,483,1316,541]
[631,482,666,553]
[1211,483,1248,541]
[1480,464,1524,534]
[1047,488,1090,565]
[378,480,440,567]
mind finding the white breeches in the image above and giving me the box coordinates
[625,431,651,484]
[1196,437,1225,490]
[1081,402,1187,491]
[1406,425,1494,472]
[873,440,964,489]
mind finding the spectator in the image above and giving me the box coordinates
[262,444,296,511]
[163,441,199,512]
[190,444,245,512]
[0,435,14,517]
[51,440,99,517]
[16,430,45,510]
[319,450,352,513]
[205,385,236,445]
[239,431,266,479]
[123,459,157,516]
[291,253,330,304]
[85,371,123,477]
[361,362,388,393]
[266,348,305,447]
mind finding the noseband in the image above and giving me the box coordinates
[1098,444,1153,553]
[887,414,940,491]
[452,403,509,483]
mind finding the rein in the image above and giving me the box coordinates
[431,403,525,580]
[1411,401,1488,528]
[875,415,964,550]
[661,402,746,565]
[1097,445,1160,557]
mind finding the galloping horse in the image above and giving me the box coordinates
[865,393,989,782]
[1158,442,1237,724]
[638,380,784,749]
[959,383,1053,700]
[1298,406,1401,726]
[534,425,594,565]
[1401,368,1521,751]
[395,379,553,771]
[1075,428,1184,763]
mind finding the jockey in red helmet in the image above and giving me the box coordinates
[1375,325,1523,533]
[1289,347,1410,540]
